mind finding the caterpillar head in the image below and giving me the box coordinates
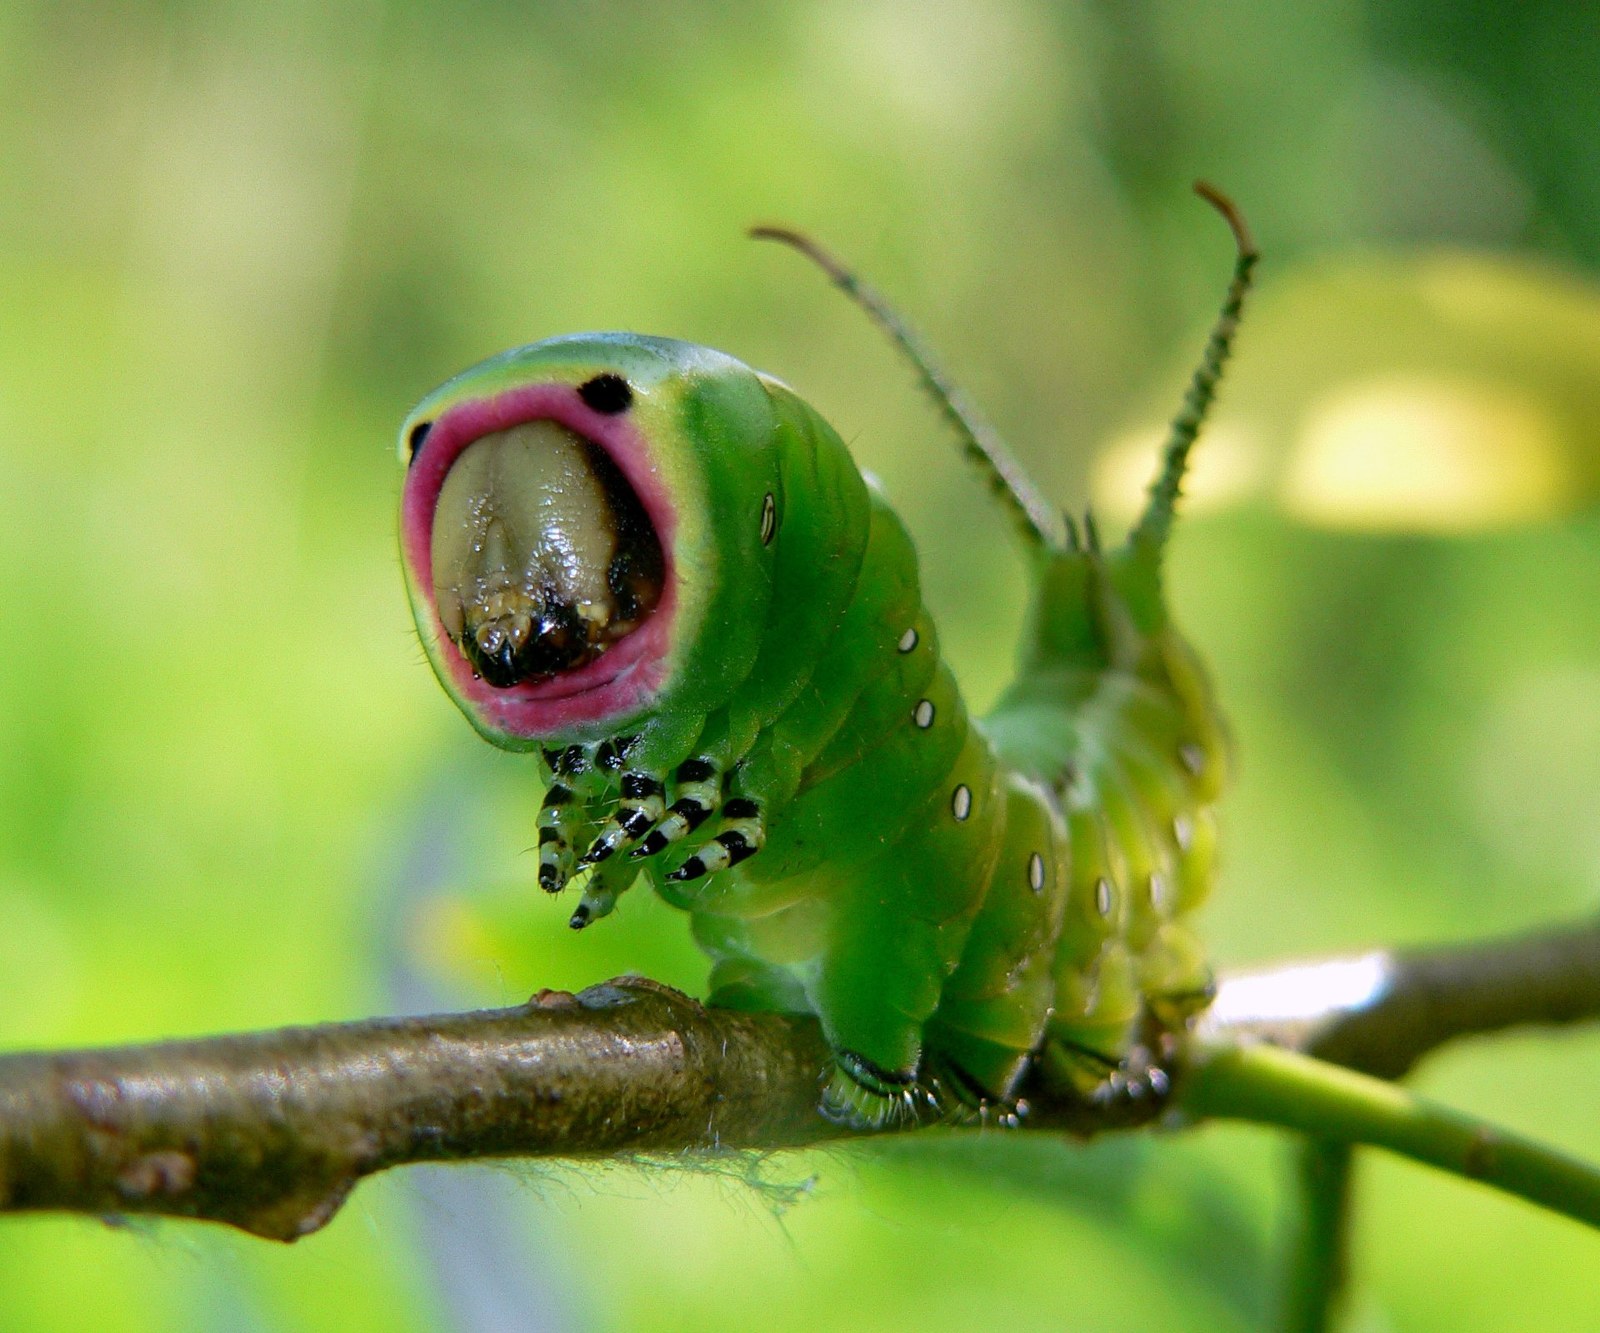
[399,334,784,749]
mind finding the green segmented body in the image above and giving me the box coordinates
[399,195,1253,1126]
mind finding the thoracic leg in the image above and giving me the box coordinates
[655,721,813,883]
[570,713,709,868]
[664,796,766,881]
[569,854,643,930]
[631,756,723,858]
[579,769,665,865]
[536,745,606,893]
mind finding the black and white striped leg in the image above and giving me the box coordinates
[568,855,642,931]
[535,745,600,893]
[578,770,666,866]
[535,779,584,893]
[664,797,766,882]
[631,758,722,859]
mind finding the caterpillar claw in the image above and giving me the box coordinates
[537,854,568,894]
[921,1052,1024,1128]
[568,885,610,928]
[569,857,640,928]
[663,854,709,883]
[632,820,683,859]
[819,1051,926,1129]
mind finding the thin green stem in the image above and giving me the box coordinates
[1186,1043,1600,1232]
[1278,1138,1354,1333]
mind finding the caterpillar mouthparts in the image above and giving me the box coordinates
[430,417,665,688]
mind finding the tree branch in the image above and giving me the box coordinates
[0,979,844,1240]
[1197,916,1600,1076]
[4,917,1600,1241]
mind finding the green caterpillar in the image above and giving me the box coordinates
[398,187,1255,1128]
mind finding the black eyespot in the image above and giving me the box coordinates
[407,420,432,463]
[578,373,633,414]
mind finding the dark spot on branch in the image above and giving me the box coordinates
[116,1151,196,1200]
[531,989,579,1009]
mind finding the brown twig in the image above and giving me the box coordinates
[1196,917,1600,1075]
[0,979,842,1240]
[4,919,1600,1241]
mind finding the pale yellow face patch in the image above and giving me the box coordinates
[428,419,663,688]
[431,420,620,642]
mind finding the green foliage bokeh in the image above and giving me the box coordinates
[3,2,1600,1329]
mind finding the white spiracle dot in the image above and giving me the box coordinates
[951,784,972,821]
[913,699,935,729]
[1149,872,1168,911]
[1028,852,1046,893]
[1179,743,1205,777]
[1173,813,1194,853]
[759,492,777,545]
[897,627,918,653]
[1094,877,1113,918]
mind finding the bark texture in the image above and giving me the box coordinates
[4,917,1599,1241]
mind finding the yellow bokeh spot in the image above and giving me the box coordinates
[1283,376,1570,531]
[407,894,502,978]
[1090,419,1266,523]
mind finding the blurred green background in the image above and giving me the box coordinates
[5,1,1600,1329]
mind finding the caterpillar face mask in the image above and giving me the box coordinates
[398,188,1255,1128]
